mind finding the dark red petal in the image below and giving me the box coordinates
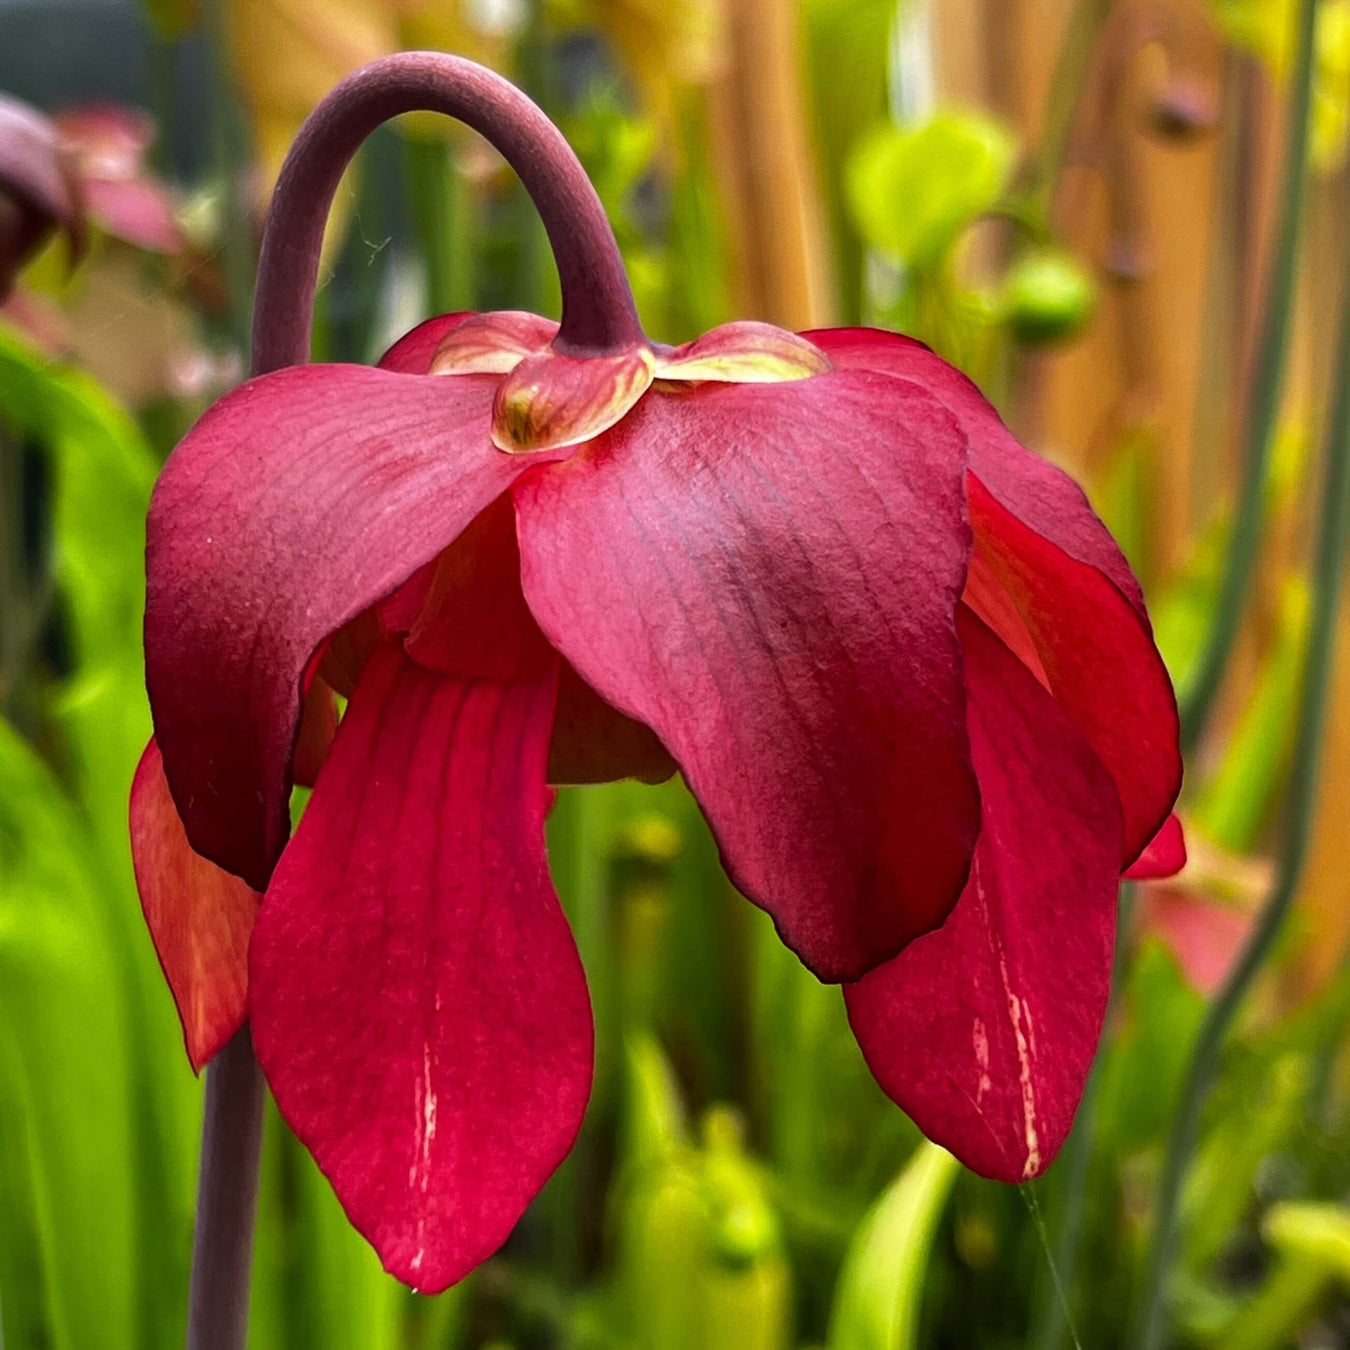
[249,648,592,1293]
[514,371,979,982]
[1124,812,1187,880]
[805,327,1180,863]
[845,610,1122,1182]
[383,496,675,784]
[386,494,554,681]
[145,363,556,890]
[549,662,675,786]
[806,325,1145,614]
[129,738,261,1072]
[378,312,476,374]
[966,475,1180,863]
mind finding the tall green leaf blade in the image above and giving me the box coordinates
[827,1142,960,1350]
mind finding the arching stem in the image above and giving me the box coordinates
[188,51,641,1349]
[252,51,644,374]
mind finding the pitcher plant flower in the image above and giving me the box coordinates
[129,53,1182,1296]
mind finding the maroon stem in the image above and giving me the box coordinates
[186,54,637,1349]
[252,51,644,374]
[185,1027,266,1350]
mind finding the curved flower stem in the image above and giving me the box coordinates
[185,56,640,1343]
[185,1028,266,1350]
[1177,0,1320,753]
[1129,179,1350,1350]
[252,51,643,373]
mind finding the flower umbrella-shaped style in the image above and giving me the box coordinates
[129,54,1182,1296]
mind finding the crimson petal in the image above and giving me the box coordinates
[809,326,1180,863]
[965,475,1179,862]
[845,610,1122,1181]
[250,647,592,1292]
[806,325,1145,612]
[129,738,261,1071]
[1124,812,1187,880]
[514,370,979,983]
[145,361,560,889]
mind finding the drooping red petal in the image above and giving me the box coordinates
[806,325,1145,613]
[1123,812,1187,880]
[145,362,562,890]
[514,370,979,983]
[966,476,1179,863]
[383,494,554,681]
[845,610,1122,1182]
[129,738,261,1072]
[808,326,1180,864]
[549,662,675,785]
[382,494,675,783]
[249,647,592,1293]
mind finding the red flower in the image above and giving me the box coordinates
[129,54,1181,1295]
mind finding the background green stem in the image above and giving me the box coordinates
[404,136,476,316]
[1130,165,1350,1350]
[1030,886,1137,1350]
[1035,0,1115,202]
[1177,0,1320,753]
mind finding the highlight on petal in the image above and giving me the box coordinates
[129,738,261,1072]
[250,648,592,1293]
[428,310,558,376]
[378,312,474,373]
[492,343,656,453]
[845,610,1123,1182]
[515,369,979,982]
[654,320,832,383]
[1124,812,1187,880]
[145,362,558,890]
